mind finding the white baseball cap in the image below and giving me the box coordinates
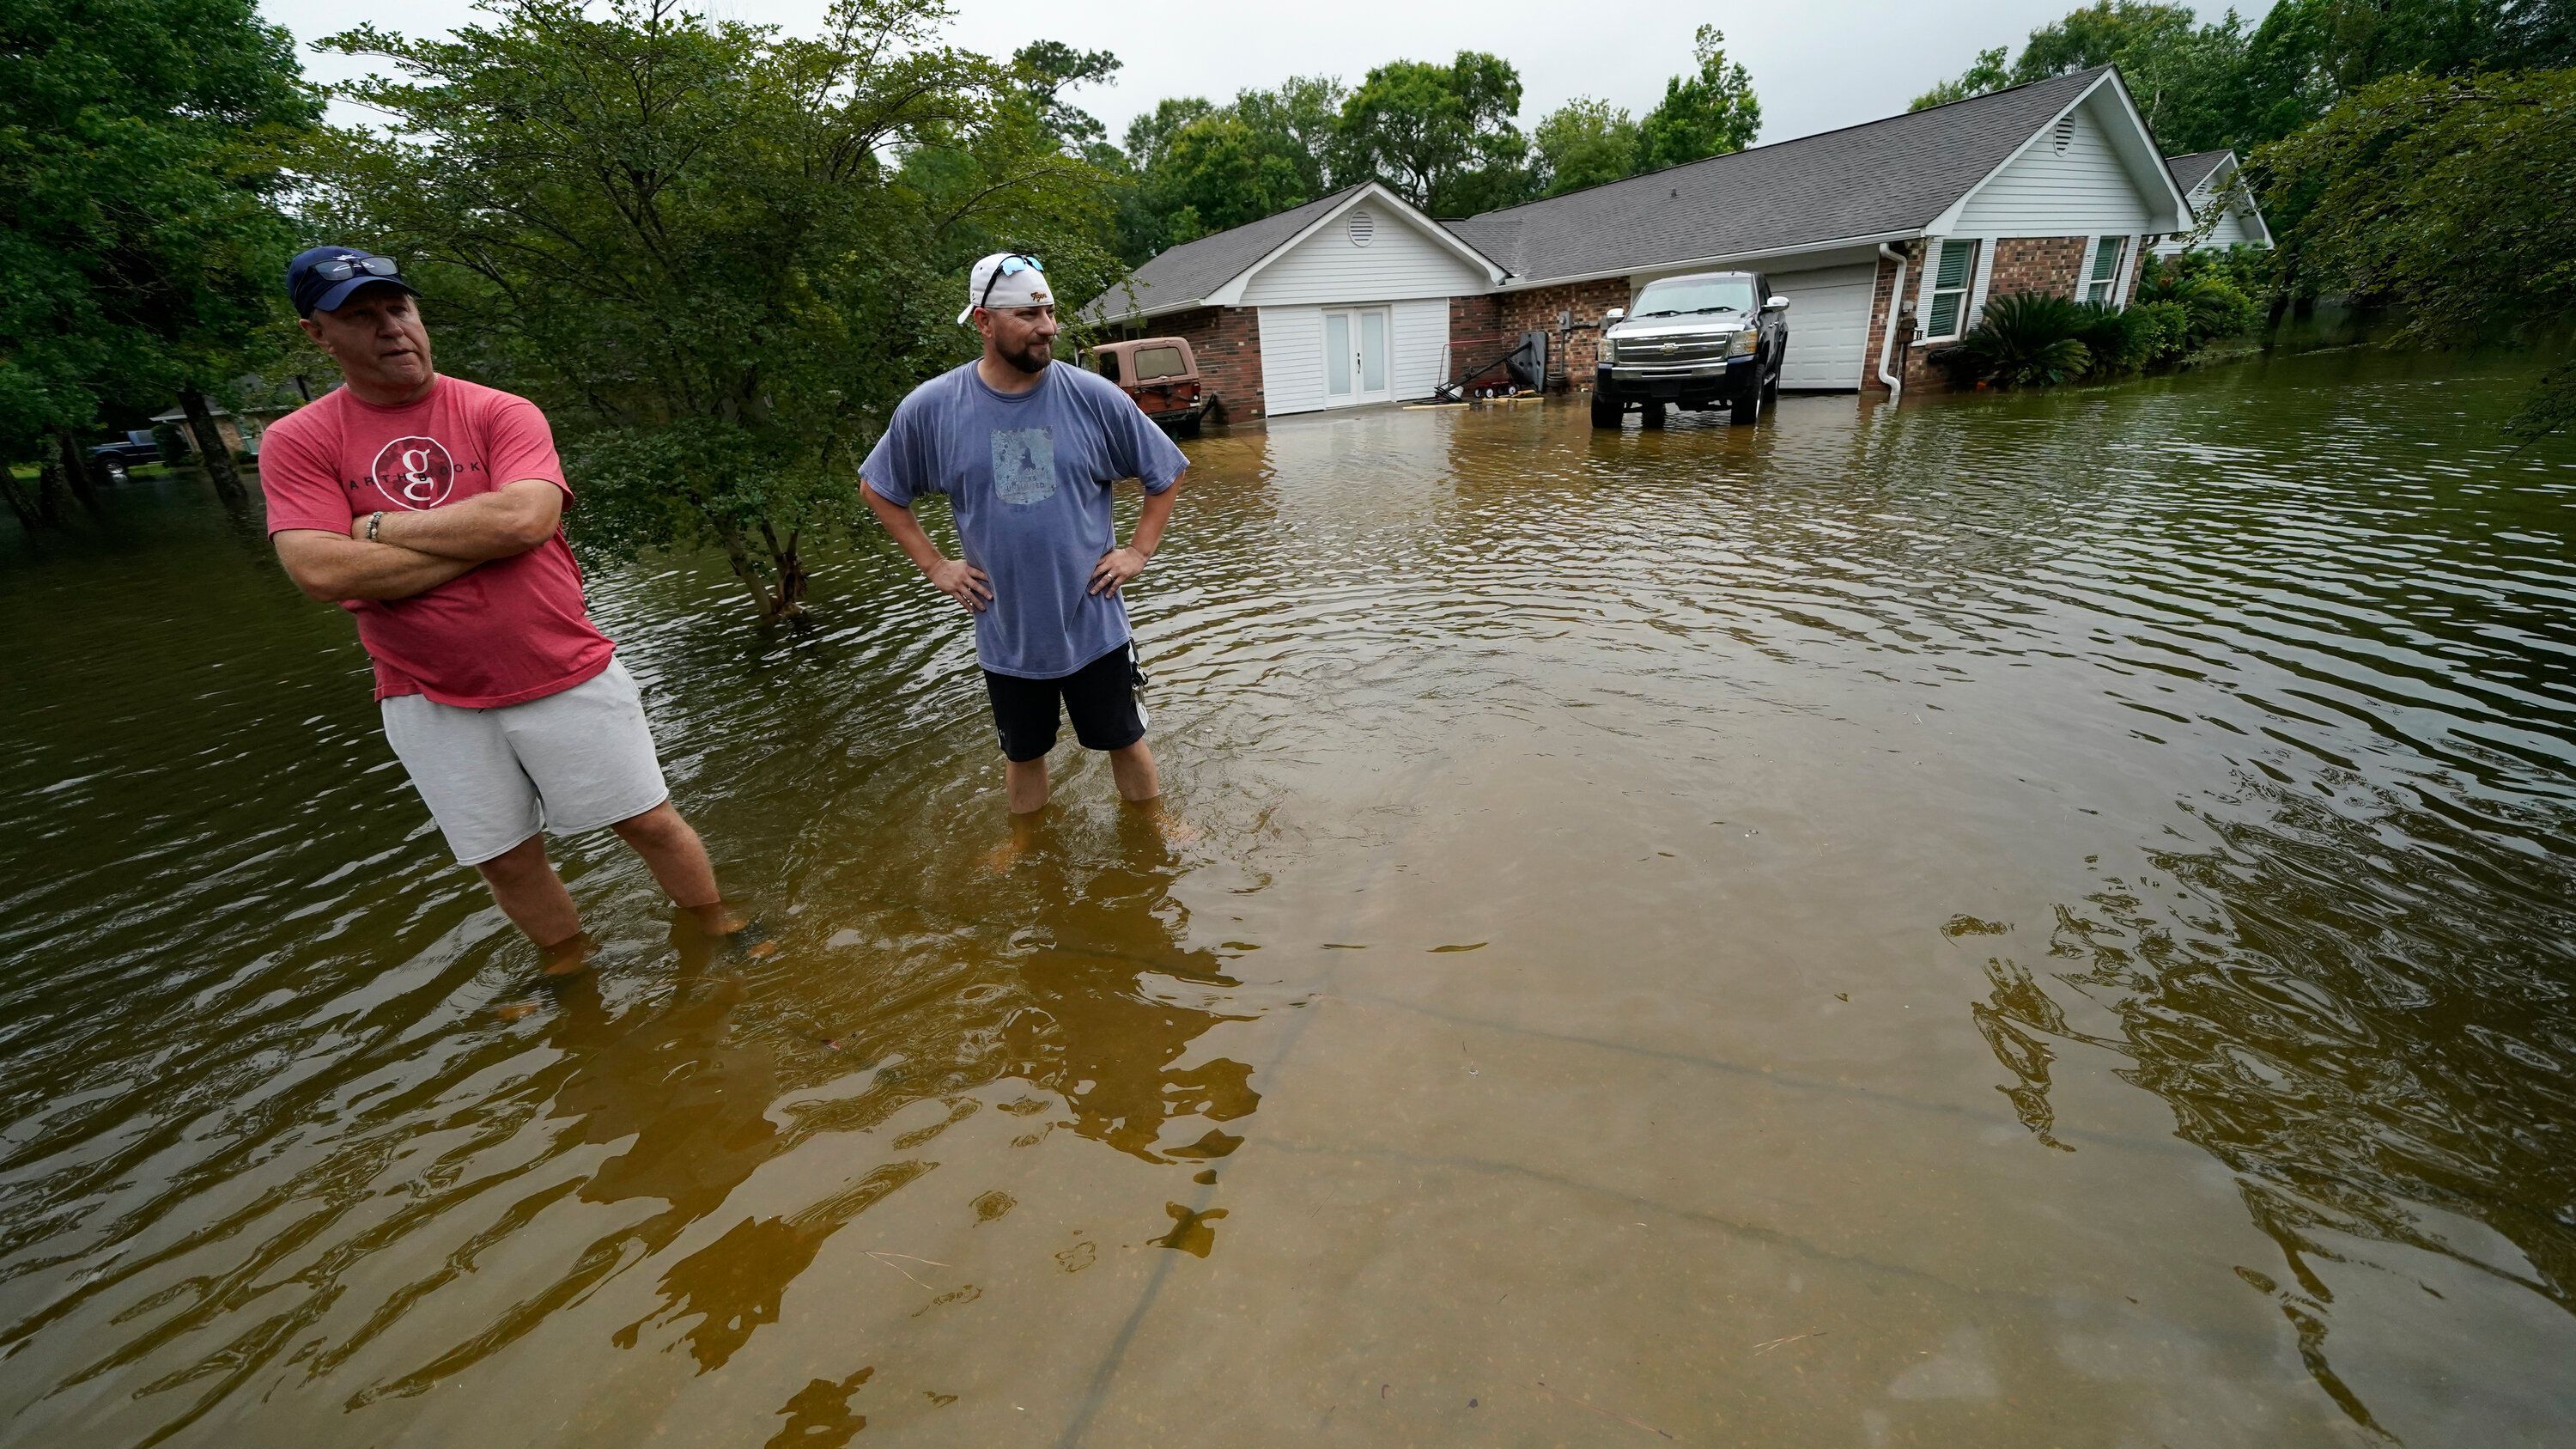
[959,253,1054,323]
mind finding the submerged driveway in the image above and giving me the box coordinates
[2,353,2572,1446]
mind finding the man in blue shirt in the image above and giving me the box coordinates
[861,253,1189,817]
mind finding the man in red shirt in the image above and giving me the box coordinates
[259,246,736,965]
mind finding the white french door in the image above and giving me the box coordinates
[1321,307,1391,407]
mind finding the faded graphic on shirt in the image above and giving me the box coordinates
[991,427,1057,505]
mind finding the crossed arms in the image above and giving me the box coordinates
[273,480,566,602]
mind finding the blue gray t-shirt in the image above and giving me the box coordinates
[861,362,1188,679]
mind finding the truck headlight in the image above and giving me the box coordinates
[1600,336,1618,362]
[1728,330,1757,357]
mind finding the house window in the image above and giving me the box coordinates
[2083,235,2126,304]
[1923,239,1977,341]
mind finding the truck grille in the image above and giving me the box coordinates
[1619,335,1733,363]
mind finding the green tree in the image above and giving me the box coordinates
[1013,40,1121,150]
[1157,114,1315,234]
[1336,52,1535,215]
[1637,25,1762,171]
[1534,96,1642,196]
[314,0,1110,622]
[2253,67,2576,437]
[0,0,317,519]
[1913,4,2252,152]
[1913,47,2012,109]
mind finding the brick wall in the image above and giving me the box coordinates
[1988,236,2088,302]
[1447,293,1505,386]
[1497,278,1630,385]
[1156,305,1265,421]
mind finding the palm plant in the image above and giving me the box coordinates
[1952,291,2092,387]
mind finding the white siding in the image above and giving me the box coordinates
[1953,95,2160,236]
[1392,299,1449,401]
[1767,261,1876,391]
[1257,306,1327,417]
[1236,205,1492,307]
[2154,179,2263,259]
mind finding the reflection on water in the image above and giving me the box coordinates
[2,344,2573,1446]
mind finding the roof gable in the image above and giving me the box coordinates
[2166,149,2233,196]
[1085,183,1502,323]
[1931,69,2191,236]
[1448,67,2111,286]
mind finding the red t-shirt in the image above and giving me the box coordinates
[258,375,615,708]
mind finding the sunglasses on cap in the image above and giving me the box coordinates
[309,254,404,283]
[979,253,1046,311]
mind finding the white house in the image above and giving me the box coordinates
[1084,65,2200,416]
[2154,149,2275,259]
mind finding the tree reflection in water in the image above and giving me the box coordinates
[1970,767,2576,1434]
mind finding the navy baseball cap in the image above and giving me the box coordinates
[288,246,421,319]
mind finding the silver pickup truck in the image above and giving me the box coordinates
[1592,271,1789,428]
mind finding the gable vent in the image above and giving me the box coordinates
[1347,210,1375,247]
[2051,117,2076,154]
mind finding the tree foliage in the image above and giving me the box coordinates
[1109,81,1343,260]
[0,0,317,514]
[2253,67,2576,435]
[312,0,1114,620]
[1533,96,1643,196]
[1915,0,2575,157]
[1335,52,1536,216]
[1637,26,1762,171]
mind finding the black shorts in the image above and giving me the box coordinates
[983,642,1147,763]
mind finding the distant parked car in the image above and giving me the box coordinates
[87,429,161,480]
[1592,271,1789,427]
[1084,337,1205,436]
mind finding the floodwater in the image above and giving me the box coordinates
[3,344,2573,1448]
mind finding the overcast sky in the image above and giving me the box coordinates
[271,0,2276,149]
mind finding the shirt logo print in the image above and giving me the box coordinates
[991,427,1057,505]
[368,435,457,509]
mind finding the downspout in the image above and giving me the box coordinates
[1876,243,1909,398]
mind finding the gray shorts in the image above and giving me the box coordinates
[381,657,671,865]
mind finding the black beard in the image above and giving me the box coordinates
[998,339,1052,375]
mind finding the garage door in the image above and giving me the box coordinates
[1767,261,1878,391]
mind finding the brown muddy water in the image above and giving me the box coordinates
[3,346,2573,1447]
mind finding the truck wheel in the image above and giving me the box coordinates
[1729,387,1759,426]
[1590,391,1621,429]
[1638,399,1665,428]
[1762,368,1780,407]
[1176,413,1202,439]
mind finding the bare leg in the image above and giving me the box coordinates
[476,833,583,958]
[1108,740,1160,802]
[609,801,739,934]
[1005,757,1051,814]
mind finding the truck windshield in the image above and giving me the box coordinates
[1631,276,1757,317]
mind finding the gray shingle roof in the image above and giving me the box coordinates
[1447,67,2111,284]
[2165,149,2232,195]
[1084,185,1371,322]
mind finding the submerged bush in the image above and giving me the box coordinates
[2129,300,2192,365]
[2072,300,2155,375]
[2136,259,2262,348]
[1953,291,2092,387]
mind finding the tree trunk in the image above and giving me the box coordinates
[52,428,103,517]
[759,520,808,617]
[714,524,789,623]
[34,459,78,527]
[1,468,40,532]
[178,387,250,511]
